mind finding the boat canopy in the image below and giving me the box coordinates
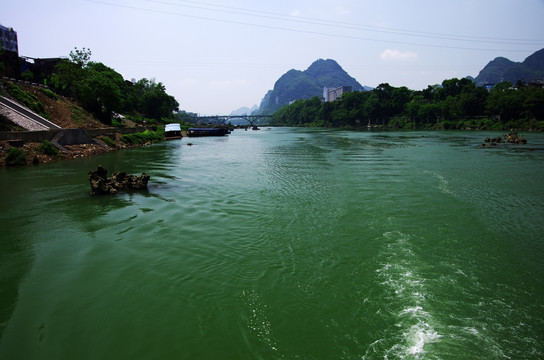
[165,123,181,132]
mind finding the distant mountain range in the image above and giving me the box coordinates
[254,59,367,115]
[472,48,544,86]
[230,105,258,116]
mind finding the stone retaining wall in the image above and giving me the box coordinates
[0,127,152,143]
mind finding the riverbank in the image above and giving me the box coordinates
[0,80,169,167]
[0,130,166,167]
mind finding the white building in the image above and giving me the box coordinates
[323,86,352,102]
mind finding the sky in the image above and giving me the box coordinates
[3,0,544,115]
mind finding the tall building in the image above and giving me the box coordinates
[0,24,20,78]
[323,86,352,102]
[0,24,18,54]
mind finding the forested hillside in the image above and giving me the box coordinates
[271,79,544,130]
[12,48,181,126]
[474,48,544,86]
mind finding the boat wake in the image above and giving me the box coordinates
[425,170,453,195]
[365,231,442,359]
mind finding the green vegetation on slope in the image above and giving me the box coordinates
[42,47,180,126]
[5,82,49,118]
[475,48,544,86]
[120,129,165,145]
[272,79,544,130]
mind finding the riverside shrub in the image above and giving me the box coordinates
[38,140,59,156]
[100,135,116,148]
[5,82,48,118]
[120,130,163,145]
[5,148,27,166]
[39,88,58,100]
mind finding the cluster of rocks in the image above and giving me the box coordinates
[88,165,150,195]
[483,132,527,146]
[504,132,528,144]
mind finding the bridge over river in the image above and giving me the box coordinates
[191,114,272,126]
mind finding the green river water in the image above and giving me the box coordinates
[1,128,543,359]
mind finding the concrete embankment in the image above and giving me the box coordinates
[0,127,150,145]
[0,95,61,130]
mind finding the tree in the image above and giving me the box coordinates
[459,87,488,116]
[73,62,124,123]
[486,82,522,122]
[69,47,92,68]
[419,103,441,123]
[54,48,92,96]
[362,92,380,124]
[374,83,393,119]
[406,98,420,122]
[134,81,179,121]
[521,86,544,120]
[391,86,412,115]
[440,96,459,120]
[316,101,335,126]
[436,78,474,100]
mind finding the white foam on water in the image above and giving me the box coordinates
[399,306,425,317]
[425,170,453,195]
[375,231,443,358]
[362,338,384,360]
[238,289,278,353]
[464,326,480,336]
[404,321,442,357]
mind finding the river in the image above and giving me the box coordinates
[1,128,543,359]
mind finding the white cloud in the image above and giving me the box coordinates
[380,49,418,61]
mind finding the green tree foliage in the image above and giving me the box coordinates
[271,78,544,129]
[123,79,179,121]
[49,47,179,124]
[69,47,92,67]
[54,47,92,96]
[73,62,124,124]
[21,69,34,82]
[486,82,522,123]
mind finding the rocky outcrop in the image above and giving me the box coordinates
[503,132,527,144]
[88,165,150,195]
[482,132,527,146]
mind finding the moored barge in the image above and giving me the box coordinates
[187,128,230,137]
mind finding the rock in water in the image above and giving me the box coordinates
[481,132,527,147]
[504,132,527,144]
[88,165,150,195]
